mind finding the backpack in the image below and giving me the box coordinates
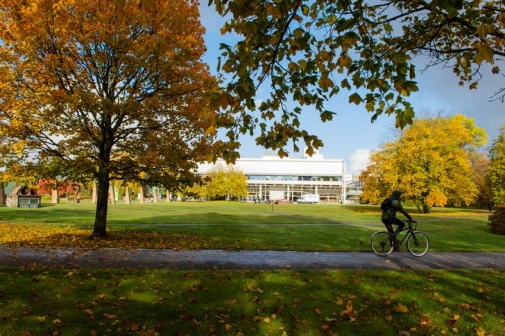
[380,197,394,211]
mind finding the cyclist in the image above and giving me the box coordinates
[381,190,415,251]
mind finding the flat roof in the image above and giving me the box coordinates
[198,157,344,176]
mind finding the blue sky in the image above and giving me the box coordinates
[198,3,505,175]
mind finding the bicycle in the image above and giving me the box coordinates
[371,220,429,257]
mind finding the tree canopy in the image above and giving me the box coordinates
[206,0,504,157]
[206,164,248,200]
[488,126,505,204]
[359,114,487,213]
[0,0,220,236]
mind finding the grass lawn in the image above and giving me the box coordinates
[0,200,500,252]
[0,201,504,335]
[1,267,503,335]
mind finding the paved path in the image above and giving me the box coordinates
[1,245,505,270]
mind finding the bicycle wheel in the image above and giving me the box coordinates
[371,231,394,256]
[406,231,429,257]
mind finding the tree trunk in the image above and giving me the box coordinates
[0,182,5,205]
[109,185,115,204]
[92,181,97,204]
[124,186,131,204]
[51,179,59,203]
[153,188,158,203]
[91,170,110,238]
[139,187,145,203]
[73,185,81,203]
[422,204,431,214]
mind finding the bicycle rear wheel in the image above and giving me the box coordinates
[371,231,394,256]
[406,231,429,257]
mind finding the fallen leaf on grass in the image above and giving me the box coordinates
[179,313,191,320]
[475,326,486,336]
[446,314,460,326]
[394,303,409,313]
[103,313,117,320]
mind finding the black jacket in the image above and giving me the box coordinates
[381,198,412,221]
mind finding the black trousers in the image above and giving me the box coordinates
[381,218,405,235]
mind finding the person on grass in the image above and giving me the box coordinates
[381,190,415,251]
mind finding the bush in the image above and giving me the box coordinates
[488,207,505,235]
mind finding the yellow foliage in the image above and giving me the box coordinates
[394,303,409,313]
[360,115,487,211]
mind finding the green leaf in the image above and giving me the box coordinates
[348,93,363,105]
[320,111,335,122]
[318,77,334,90]
[341,79,351,90]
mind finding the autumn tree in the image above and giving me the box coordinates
[0,0,220,237]
[200,0,505,157]
[359,114,487,213]
[488,126,505,204]
[187,183,209,201]
[206,164,248,200]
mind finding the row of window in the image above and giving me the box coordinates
[246,175,342,182]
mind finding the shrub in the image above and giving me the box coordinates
[488,207,505,235]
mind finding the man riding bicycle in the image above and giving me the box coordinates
[381,190,415,251]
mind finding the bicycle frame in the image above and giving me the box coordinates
[371,220,429,257]
[396,221,417,243]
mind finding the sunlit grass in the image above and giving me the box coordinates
[0,201,501,252]
[0,267,503,335]
[0,202,503,335]
[0,200,490,225]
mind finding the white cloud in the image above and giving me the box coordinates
[349,149,371,174]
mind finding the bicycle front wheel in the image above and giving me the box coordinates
[406,231,429,257]
[371,231,394,256]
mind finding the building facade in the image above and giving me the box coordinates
[197,150,347,203]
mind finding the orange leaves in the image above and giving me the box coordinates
[83,308,93,316]
[0,223,210,250]
[340,300,358,321]
[102,313,117,320]
[1,0,222,237]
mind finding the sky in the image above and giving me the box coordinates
[198,3,505,175]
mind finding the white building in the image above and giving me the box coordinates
[197,150,347,203]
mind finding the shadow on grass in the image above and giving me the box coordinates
[1,204,344,225]
[0,266,503,335]
[0,222,376,251]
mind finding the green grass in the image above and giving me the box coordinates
[0,267,503,335]
[0,200,501,252]
[0,199,488,224]
[0,201,504,335]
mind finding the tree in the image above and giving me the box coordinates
[206,164,248,200]
[0,0,220,237]
[359,114,487,213]
[471,153,491,209]
[201,0,505,157]
[488,126,505,204]
[188,183,209,201]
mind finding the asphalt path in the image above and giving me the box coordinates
[1,245,505,270]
